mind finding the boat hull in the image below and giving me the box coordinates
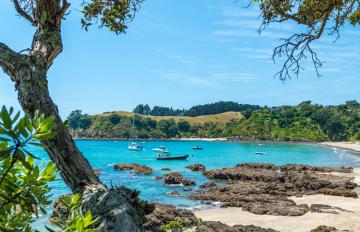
[156,154,189,160]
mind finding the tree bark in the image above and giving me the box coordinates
[0,0,106,193]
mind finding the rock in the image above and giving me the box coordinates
[144,203,197,232]
[310,225,350,232]
[50,194,71,224]
[186,164,206,172]
[195,221,278,232]
[81,186,146,232]
[280,164,352,173]
[310,204,352,214]
[167,191,181,196]
[189,163,358,216]
[161,167,171,171]
[114,163,153,175]
[51,186,146,232]
[163,172,196,186]
[154,176,163,180]
[200,182,217,189]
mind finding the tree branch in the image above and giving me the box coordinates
[0,42,22,77]
[12,0,37,26]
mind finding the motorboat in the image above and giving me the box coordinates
[254,152,267,155]
[128,142,143,151]
[156,154,189,160]
[152,146,170,154]
[192,146,203,150]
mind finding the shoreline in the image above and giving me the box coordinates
[194,168,360,232]
[320,141,360,154]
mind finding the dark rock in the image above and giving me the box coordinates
[310,204,352,214]
[200,182,217,189]
[280,164,352,173]
[50,194,71,224]
[186,164,206,172]
[51,187,146,232]
[161,167,171,171]
[81,186,146,232]
[144,203,197,232]
[310,225,350,232]
[167,191,181,196]
[163,172,196,186]
[195,221,278,232]
[190,163,358,217]
[114,163,153,175]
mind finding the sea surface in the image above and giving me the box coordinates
[32,140,360,230]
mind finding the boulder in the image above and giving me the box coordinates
[310,225,350,232]
[163,172,196,186]
[51,186,147,232]
[167,191,181,197]
[200,182,217,189]
[195,221,278,232]
[114,163,153,175]
[186,164,206,172]
[144,203,197,232]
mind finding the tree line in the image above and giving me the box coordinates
[67,100,360,141]
[133,101,261,116]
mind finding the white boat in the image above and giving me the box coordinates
[152,146,170,154]
[128,115,143,151]
[255,152,267,155]
[128,142,143,151]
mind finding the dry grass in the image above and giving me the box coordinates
[97,111,243,125]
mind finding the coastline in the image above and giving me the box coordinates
[320,141,360,154]
[194,168,360,232]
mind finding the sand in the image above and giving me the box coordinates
[320,141,360,153]
[194,168,360,232]
[177,138,227,141]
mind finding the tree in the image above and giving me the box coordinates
[178,120,190,132]
[109,114,121,125]
[0,107,57,231]
[252,0,360,80]
[0,0,143,194]
[67,110,83,129]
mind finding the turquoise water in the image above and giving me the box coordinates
[32,140,360,230]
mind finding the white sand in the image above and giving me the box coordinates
[195,168,360,232]
[177,138,227,141]
[321,141,360,153]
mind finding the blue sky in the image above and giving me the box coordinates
[1,0,359,118]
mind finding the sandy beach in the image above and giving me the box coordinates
[195,168,360,232]
[177,137,227,142]
[321,141,360,153]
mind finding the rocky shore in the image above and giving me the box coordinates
[190,163,356,216]
[50,162,360,231]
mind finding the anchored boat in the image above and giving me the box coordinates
[156,154,189,160]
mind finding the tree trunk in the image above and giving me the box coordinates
[11,58,105,193]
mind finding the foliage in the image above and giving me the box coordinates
[46,194,99,232]
[133,101,260,117]
[68,101,360,141]
[251,0,360,80]
[160,218,202,232]
[229,101,360,141]
[0,106,57,232]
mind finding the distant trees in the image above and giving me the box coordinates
[69,100,360,141]
[66,110,93,130]
[184,101,261,116]
[133,101,261,117]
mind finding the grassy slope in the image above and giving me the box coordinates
[97,111,243,125]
